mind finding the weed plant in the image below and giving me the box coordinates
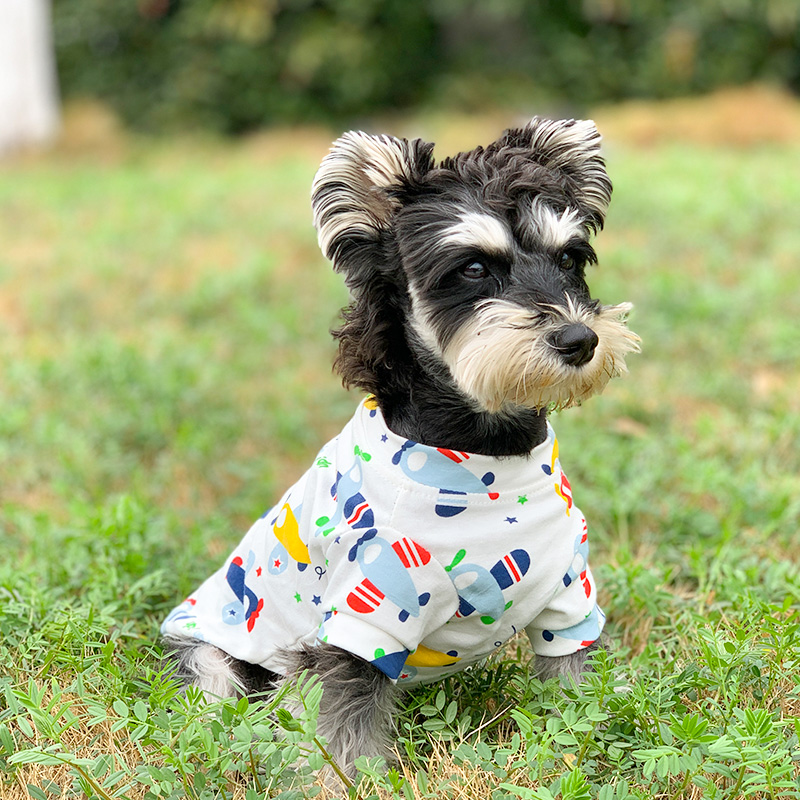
[1,124,799,798]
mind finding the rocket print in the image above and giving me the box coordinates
[370,648,412,680]
[392,441,498,517]
[541,428,573,515]
[405,643,461,668]
[315,455,375,536]
[541,604,605,649]
[272,502,310,562]
[563,518,591,597]
[555,472,573,515]
[363,395,380,417]
[161,599,203,637]
[445,548,530,624]
[221,550,264,632]
[269,502,311,574]
[346,529,432,622]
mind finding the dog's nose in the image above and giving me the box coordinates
[550,324,599,367]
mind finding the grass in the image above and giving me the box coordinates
[1,102,799,799]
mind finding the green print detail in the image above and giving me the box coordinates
[480,601,513,625]
[354,445,372,462]
[315,515,335,536]
[445,549,467,572]
[316,457,332,468]
[517,495,529,505]
[374,648,386,658]
[294,592,302,603]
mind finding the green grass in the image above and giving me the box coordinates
[1,120,799,800]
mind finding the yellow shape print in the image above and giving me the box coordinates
[550,435,559,473]
[273,503,311,564]
[405,644,461,668]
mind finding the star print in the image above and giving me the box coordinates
[334,536,341,544]
[256,567,262,576]
[294,592,302,603]
[312,595,321,606]
[517,495,528,505]
[273,559,281,569]
[381,434,388,442]
[505,517,518,524]
[228,609,237,617]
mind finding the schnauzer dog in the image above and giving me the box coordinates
[162,116,639,779]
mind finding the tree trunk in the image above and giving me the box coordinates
[0,0,60,155]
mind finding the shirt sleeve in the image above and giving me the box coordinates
[525,565,605,657]
[317,527,459,680]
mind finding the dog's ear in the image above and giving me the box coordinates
[313,133,433,395]
[502,118,612,230]
[312,132,434,273]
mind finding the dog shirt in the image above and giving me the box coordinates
[161,397,604,685]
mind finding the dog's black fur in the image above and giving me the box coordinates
[163,116,639,780]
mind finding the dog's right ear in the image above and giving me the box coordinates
[312,132,434,274]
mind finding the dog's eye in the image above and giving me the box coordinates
[462,262,488,280]
[560,252,577,271]
[559,242,596,272]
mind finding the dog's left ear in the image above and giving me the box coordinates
[502,118,613,231]
[312,132,434,275]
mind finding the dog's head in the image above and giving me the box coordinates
[312,118,639,413]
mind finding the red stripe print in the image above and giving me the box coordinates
[393,540,411,567]
[504,554,521,583]
[437,448,470,464]
[392,538,431,568]
[348,501,370,525]
[403,540,420,567]
[358,578,384,602]
[348,578,385,614]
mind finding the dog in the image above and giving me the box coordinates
[161,116,640,780]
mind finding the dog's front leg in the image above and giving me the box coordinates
[533,640,603,683]
[280,642,398,782]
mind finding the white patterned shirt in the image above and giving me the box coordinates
[162,398,604,685]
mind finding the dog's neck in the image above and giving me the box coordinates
[377,375,549,458]
[337,297,550,456]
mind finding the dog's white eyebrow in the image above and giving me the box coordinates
[440,212,514,255]
[527,201,587,250]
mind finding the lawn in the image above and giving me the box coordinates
[1,97,799,799]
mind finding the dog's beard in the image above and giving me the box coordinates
[441,298,640,413]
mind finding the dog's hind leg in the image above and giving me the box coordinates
[161,635,279,698]
[279,642,398,781]
[163,637,396,782]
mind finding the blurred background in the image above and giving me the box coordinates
[3,0,800,150]
[1,0,799,525]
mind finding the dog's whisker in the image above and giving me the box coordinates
[515,342,539,404]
